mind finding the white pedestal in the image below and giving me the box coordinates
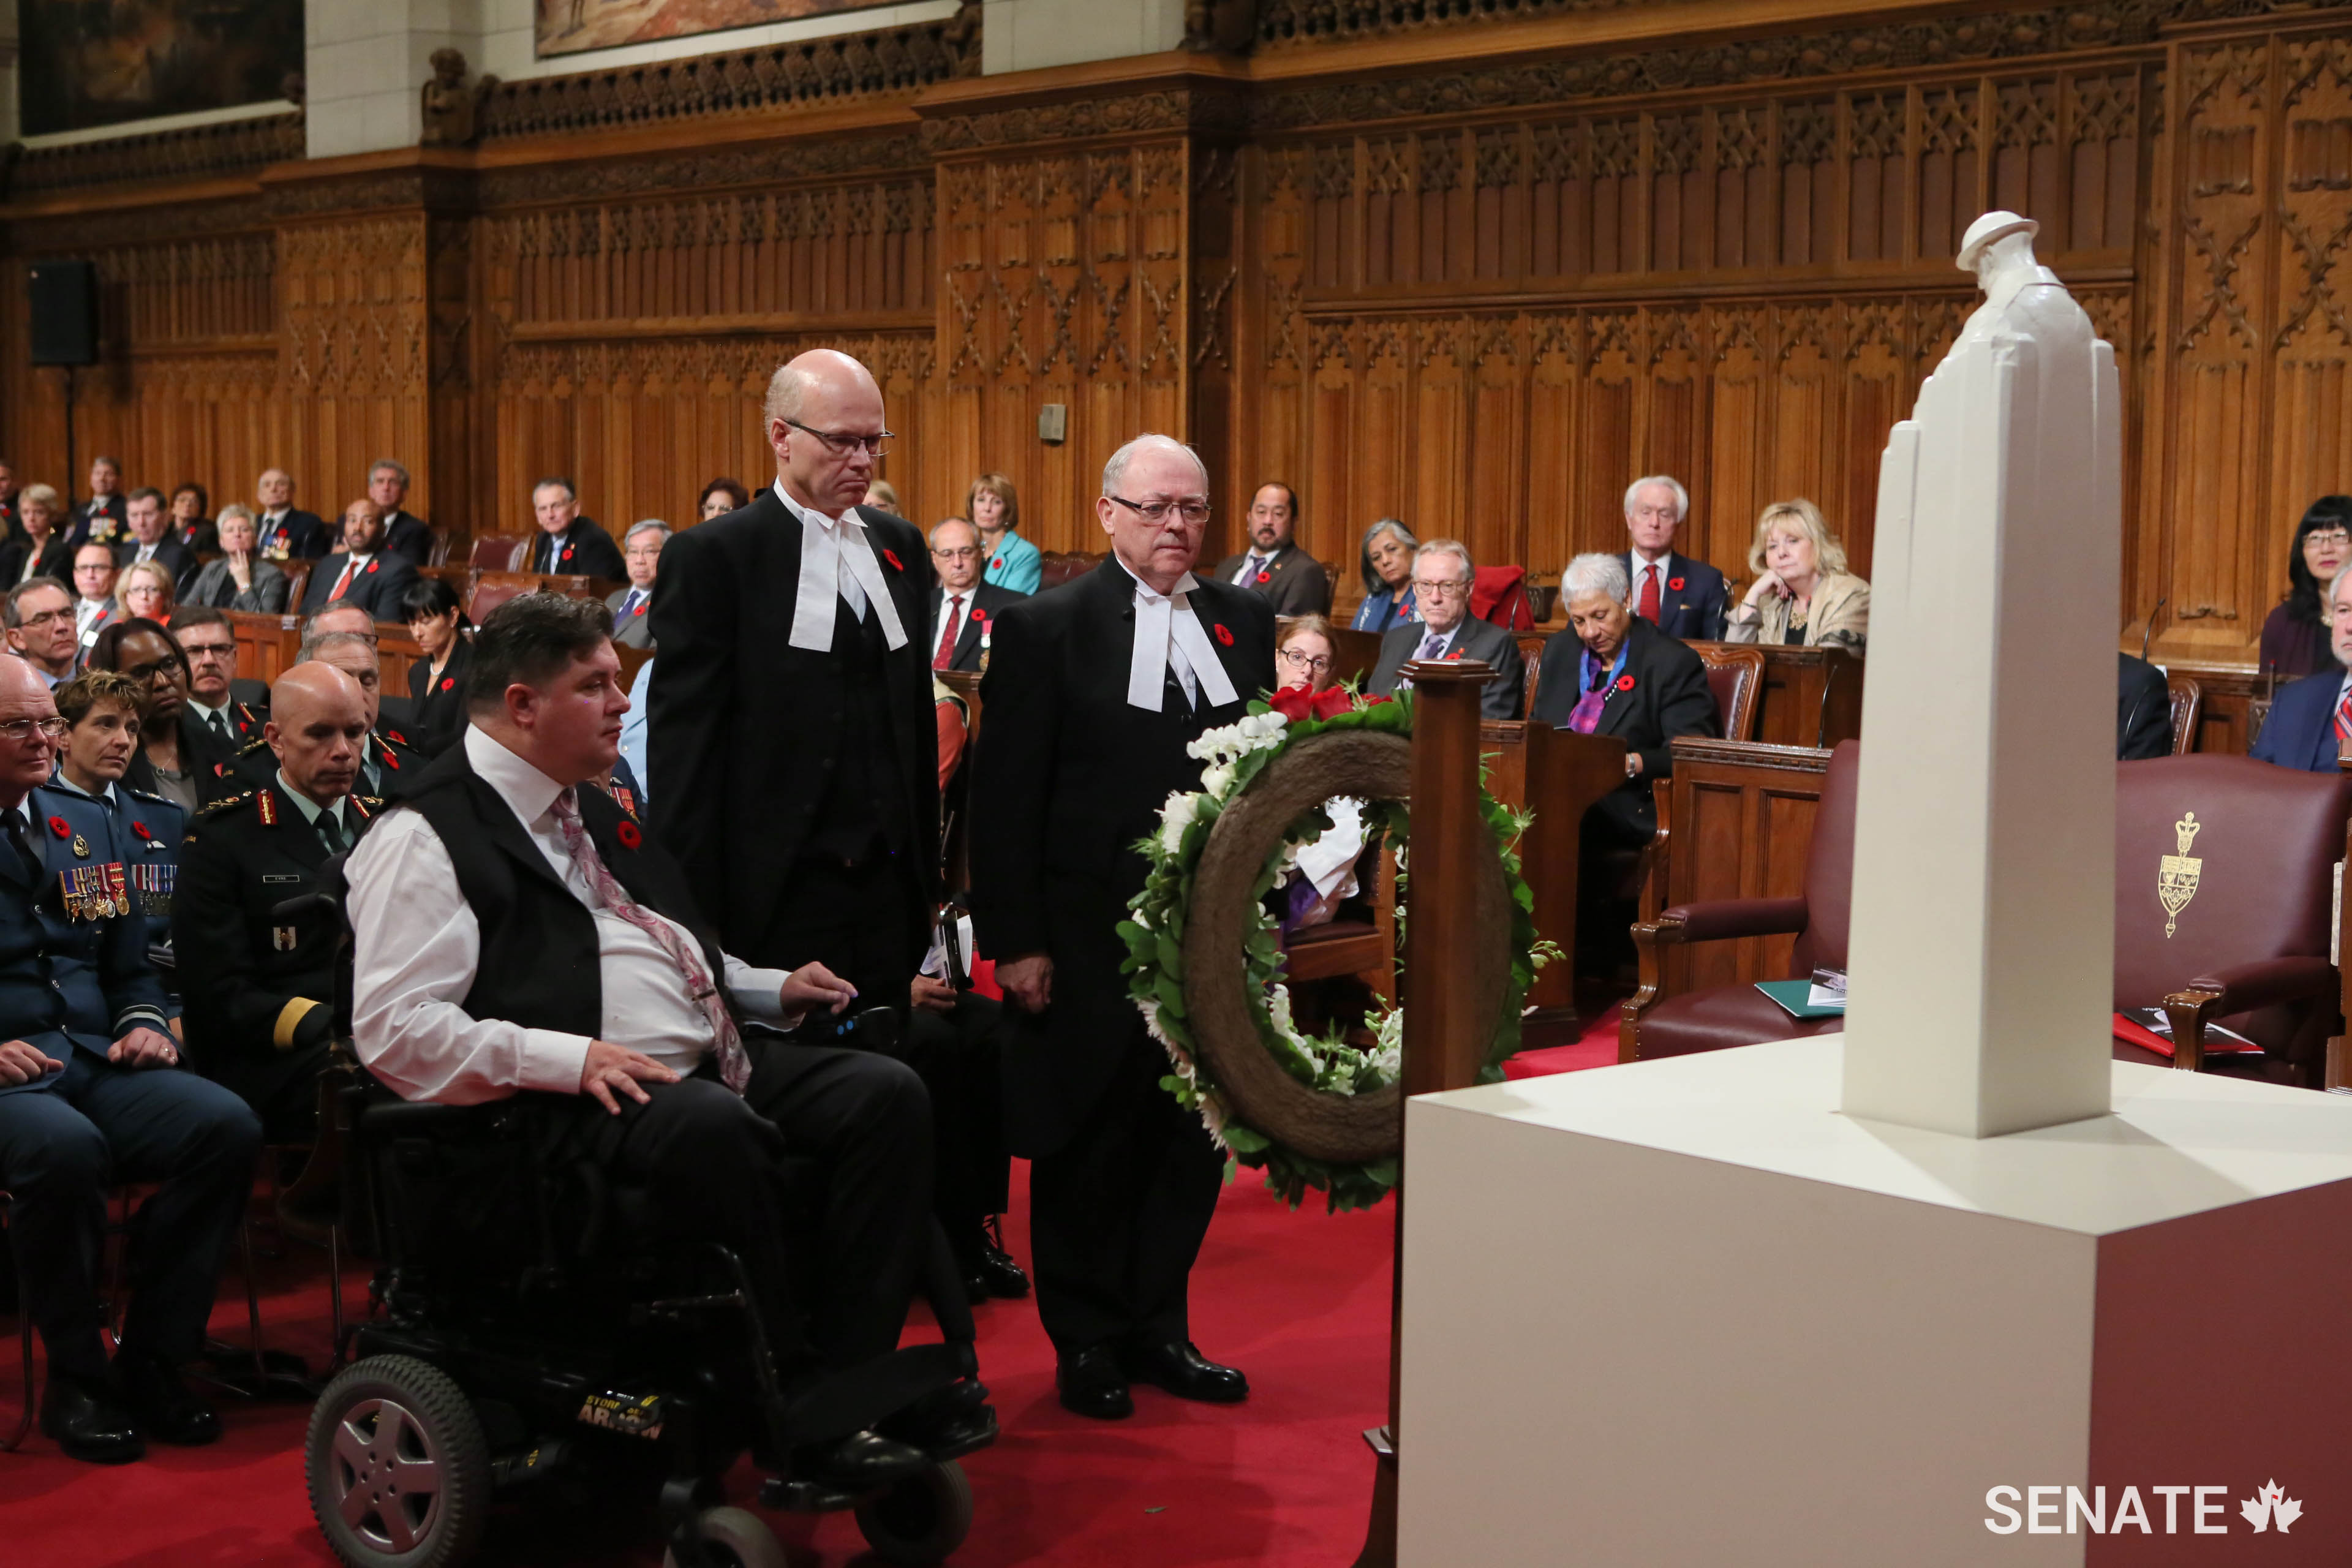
[1398,1039,2352,1566]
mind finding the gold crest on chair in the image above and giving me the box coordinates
[2158,811,2203,938]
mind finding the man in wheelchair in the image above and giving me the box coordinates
[341,593,992,1501]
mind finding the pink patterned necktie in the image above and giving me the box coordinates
[551,788,750,1095]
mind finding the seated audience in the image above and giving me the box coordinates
[1725,499,1871,651]
[0,653,259,1465]
[115,489,197,583]
[699,477,750,521]
[68,456,127,549]
[233,627,421,800]
[118,561,176,628]
[1530,552,1721,848]
[2258,496,2351,679]
[178,662,379,1140]
[2253,562,2352,773]
[970,472,1041,595]
[368,459,433,567]
[1351,518,1420,633]
[526,477,626,578]
[402,576,473,758]
[72,543,121,652]
[864,479,903,514]
[183,505,289,614]
[173,607,268,754]
[87,619,217,813]
[6,578,79,689]
[298,498,418,619]
[252,467,329,560]
[1619,475,1728,640]
[1366,540,1525,719]
[14,484,72,586]
[168,483,215,554]
[2118,652,2172,760]
[930,518,1023,673]
[345,593,971,1487]
[50,669,186,961]
[1213,483,1332,616]
[608,521,666,650]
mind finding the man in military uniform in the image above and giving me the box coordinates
[0,657,261,1463]
[48,669,186,963]
[178,663,375,1139]
[232,630,420,802]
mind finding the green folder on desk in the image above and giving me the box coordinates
[1755,979,1846,1020]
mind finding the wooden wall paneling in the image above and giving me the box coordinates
[1190,142,1243,541]
[2272,35,2352,532]
[1522,325,1579,584]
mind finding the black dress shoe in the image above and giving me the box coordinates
[789,1428,931,1491]
[113,1352,222,1446]
[1055,1344,1133,1420]
[976,1243,1030,1300]
[40,1372,144,1464]
[878,1378,998,1459]
[1125,1340,1249,1404]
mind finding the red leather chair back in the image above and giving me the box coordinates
[1789,740,1861,977]
[1472,564,1534,630]
[2110,754,2351,1006]
[1038,551,1101,590]
[1697,645,1766,741]
[467,576,532,624]
[467,533,528,571]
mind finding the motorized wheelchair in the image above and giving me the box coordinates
[287,865,992,1568]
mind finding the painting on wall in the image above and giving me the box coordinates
[536,0,894,59]
[20,0,304,137]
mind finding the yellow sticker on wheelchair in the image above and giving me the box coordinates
[577,1390,664,1440]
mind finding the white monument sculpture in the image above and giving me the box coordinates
[1842,210,2124,1137]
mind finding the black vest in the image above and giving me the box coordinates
[404,741,731,1038]
[805,595,908,862]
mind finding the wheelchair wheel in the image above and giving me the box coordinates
[854,1460,974,1566]
[306,1354,492,1568]
[661,1504,787,1568]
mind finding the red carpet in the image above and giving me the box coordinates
[0,1159,1402,1568]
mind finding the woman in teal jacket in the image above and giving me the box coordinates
[970,472,1042,595]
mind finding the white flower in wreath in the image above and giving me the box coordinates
[1158,790,1202,858]
[1200,762,1237,799]
[1240,710,1289,743]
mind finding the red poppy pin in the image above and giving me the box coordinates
[1213,624,1234,646]
[560,546,573,564]
[882,548,903,572]
[365,561,378,574]
[1615,674,1635,692]
[383,752,401,770]
[616,821,642,850]
[990,557,1003,571]
[1667,576,1685,592]
[440,677,455,692]
[388,730,407,746]
[632,602,646,617]
[132,822,152,841]
[1256,570,1272,584]
[971,607,987,624]
[45,816,68,839]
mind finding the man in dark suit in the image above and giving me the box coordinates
[526,478,627,579]
[366,459,433,568]
[66,456,129,552]
[0,655,262,1462]
[252,468,329,562]
[1210,483,1332,617]
[1530,552,1722,849]
[112,490,198,585]
[2117,652,2173,761]
[649,350,938,1017]
[927,519,1023,673]
[177,663,376,1139]
[2253,568,2352,773]
[606,521,668,650]
[1366,539,1526,718]
[971,433,1273,1421]
[297,499,419,619]
[1621,475,1728,643]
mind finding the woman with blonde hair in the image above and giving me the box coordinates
[1725,499,1870,652]
[118,559,178,626]
[968,472,1041,595]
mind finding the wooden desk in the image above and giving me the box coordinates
[1681,642,1863,749]
[1651,737,1836,997]
[228,610,424,696]
[1519,725,1631,1020]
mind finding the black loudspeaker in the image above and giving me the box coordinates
[28,260,97,366]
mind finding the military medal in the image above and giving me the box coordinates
[102,862,128,917]
[71,834,88,859]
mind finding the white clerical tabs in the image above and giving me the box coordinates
[1840,211,2124,1138]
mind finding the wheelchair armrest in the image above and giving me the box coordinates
[358,1098,526,1142]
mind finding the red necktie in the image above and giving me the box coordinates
[933,595,963,670]
[1637,562,1661,622]
[2335,687,2351,743]
[327,557,358,602]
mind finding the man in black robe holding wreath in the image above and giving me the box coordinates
[970,433,1274,1420]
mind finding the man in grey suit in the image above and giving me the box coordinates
[1209,483,1331,618]
[606,519,667,650]
[1366,538,1525,719]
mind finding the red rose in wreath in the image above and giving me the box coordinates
[46,816,68,839]
[1268,684,1355,722]
[1615,674,1635,692]
[1667,576,1685,592]
[882,548,903,572]
[1212,624,1234,646]
[616,821,643,850]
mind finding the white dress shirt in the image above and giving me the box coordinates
[346,725,792,1104]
